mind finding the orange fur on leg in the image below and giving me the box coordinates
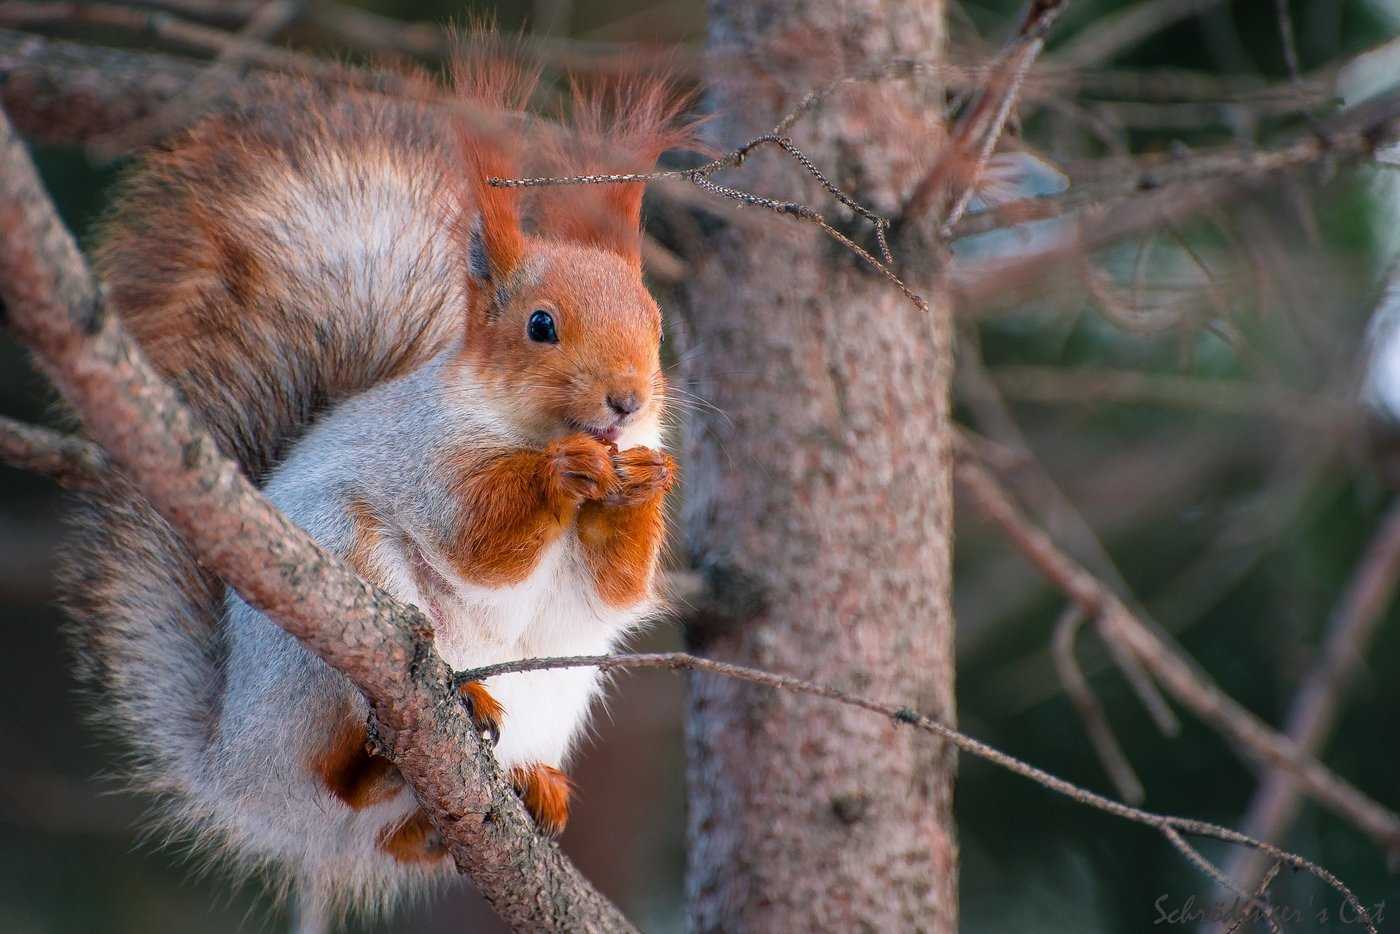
[576,446,674,607]
[510,763,573,837]
[443,434,615,587]
[312,707,404,810]
[377,807,448,865]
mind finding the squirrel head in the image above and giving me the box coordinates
[455,220,664,448]
[450,64,698,449]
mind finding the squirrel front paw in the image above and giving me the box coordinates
[607,446,677,506]
[544,434,617,502]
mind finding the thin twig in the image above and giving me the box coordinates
[1224,862,1283,934]
[953,454,1400,857]
[900,0,1070,233]
[1052,606,1145,803]
[0,414,107,490]
[490,114,928,309]
[955,340,1180,736]
[455,651,1376,934]
[990,365,1359,427]
[1160,825,1281,934]
[1225,499,1400,890]
[1273,0,1302,85]
[1055,0,1230,68]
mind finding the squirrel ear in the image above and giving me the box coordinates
[465,205,522,291]
[458,141,526,300]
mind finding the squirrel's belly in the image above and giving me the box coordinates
[393,535,645,769]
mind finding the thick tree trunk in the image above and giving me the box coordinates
[679,2,956,931]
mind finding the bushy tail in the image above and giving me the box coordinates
[59,78,474,843]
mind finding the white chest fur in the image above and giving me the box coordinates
[376,529,650,769]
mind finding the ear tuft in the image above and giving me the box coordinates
[535,71,706,267]
[450,22,536,300]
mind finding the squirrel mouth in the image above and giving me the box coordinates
[569,420,622,445]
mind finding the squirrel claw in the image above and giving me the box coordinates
[457,680,504,748]
[545,434,617,503]
[607,446,677,505]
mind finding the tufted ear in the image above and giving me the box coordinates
[534,76,703,267]
[450,23,537,302]
[465,173,524,291]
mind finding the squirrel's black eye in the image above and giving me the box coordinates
[527,310,558,344]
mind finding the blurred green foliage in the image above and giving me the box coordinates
[2,2,1397,932]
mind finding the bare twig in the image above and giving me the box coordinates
[1225,499,1400,891]
[900,0,1070,233]
[490,118,929,309]
[955,343,1180,737]
[990,365,1359,427]
[1160,825,1281,934]
[0,103,633,934]
[953,454,1400,858]
[1273,0,1303,85]
[949,91,1400,243]
[0,414,107,489]
[1052,606,1145,803]
[455,651,1376,934]
[1055,0,1230,68]
[1224,862,1283,934]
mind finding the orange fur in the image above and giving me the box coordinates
[344,498,385,586]
[458,680,505,736]
[443,434,616,587]
[577,448,675,607]
[452,247,663,441]
[312,705,403,811]
[535,75,703,265]
[377,808,447,865]
[509,764,573,837]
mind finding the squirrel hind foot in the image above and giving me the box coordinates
[377,808,448,865]
[510,764,573,838]
[314,713,405,810]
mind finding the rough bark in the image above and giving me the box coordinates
[679,2,957,931]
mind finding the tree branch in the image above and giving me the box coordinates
[0,103,632,934]
[1054,0,1230,68]
[455,651,1376,934]
[0,414,107,489]
[1225,498,1400,891]
[953,454,1400,861]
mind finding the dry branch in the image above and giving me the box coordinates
[1225,499,1400,891]
[1055,0,1229,67]
[954,455,1400,860]
[455,651,1377,934]
[1052,606,1145,804]
[990,365,1359,427]
[949,89,1400,245]
[0,103,632,934]
[0,414,106,490]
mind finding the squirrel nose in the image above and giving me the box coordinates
[606,392,642,418]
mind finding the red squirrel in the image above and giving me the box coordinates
[62,33,695,927]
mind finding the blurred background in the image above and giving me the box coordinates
[2,0,1400,931]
